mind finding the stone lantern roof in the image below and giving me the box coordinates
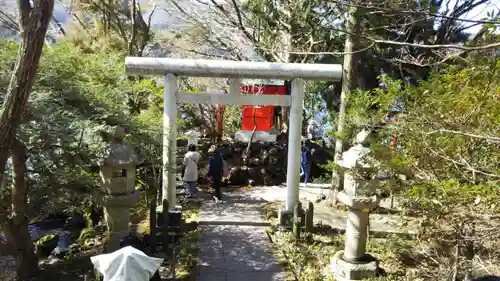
[102,143,140,167]
[100,126,141,167]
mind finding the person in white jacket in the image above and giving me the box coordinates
[183,144,201,198]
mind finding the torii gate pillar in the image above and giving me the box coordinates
[125,57,342,211]
[163,73,178,207]
[285,78,305,209]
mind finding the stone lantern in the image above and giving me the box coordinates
[98,126,142,252]
[331,130,381,280]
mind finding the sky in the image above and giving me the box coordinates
[2,0,499,36]
[443,0,500,34]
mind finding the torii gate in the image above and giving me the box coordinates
[125,57,342,211]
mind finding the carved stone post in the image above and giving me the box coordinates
[98,126,141,252]
[304,201,314,233]
[331,130,380,280]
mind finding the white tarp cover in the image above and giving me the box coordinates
[90,246,164,281]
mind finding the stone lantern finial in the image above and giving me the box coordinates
[116,125,126,137]
[337,129,374,171]
[102,125,140,167]
[355,129,371,146]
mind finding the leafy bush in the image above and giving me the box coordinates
[344,55,500,279]
[0,41,162,218]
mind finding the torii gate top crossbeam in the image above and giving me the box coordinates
[125,57,342,81]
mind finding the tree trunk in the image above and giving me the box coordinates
[0,0,55,184]
[330,2,360,204]
[8,138,38,280]
[279,12,294,133]
[128,0,138,55]
[0,1,54,280]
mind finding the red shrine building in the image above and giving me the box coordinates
[228,80,287,142]
[240,83,286,132]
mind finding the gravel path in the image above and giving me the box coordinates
[196,187,286,281]
[0,255,16,281]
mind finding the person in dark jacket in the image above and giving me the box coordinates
[274,106,282,131]
[300,140,311,187]
[207,145,224,202]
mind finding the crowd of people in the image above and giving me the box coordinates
[182,144,227,203]
[182,135,316,202]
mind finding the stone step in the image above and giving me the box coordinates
[154,230,181,234]
[299,183,331,188]
[154,226,182,233]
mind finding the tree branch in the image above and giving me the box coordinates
[426,129,500,143]
[71,12,95,40]
[427,147,499,179]
[147,4,157,28]
[370,39,500,51]
[335,0,500,25]
[260,42,375,56]
[0,11,20,31]
[387,50,467,67]
[327,25,500,53]
[230,0,257,44]
[128,0,138,55]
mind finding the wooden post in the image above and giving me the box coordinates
[305,201,314,233]
[293,202,302,240]
[162,199,170,250]
[149,199,157,254]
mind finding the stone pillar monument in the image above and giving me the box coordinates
[331,130,381,280]
[98,126,141,252]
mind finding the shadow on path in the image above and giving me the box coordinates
[196,188,286,281]
[198,221,271,227]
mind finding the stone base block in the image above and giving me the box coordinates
[234,130,277,143]
[331,251,378,281]
[156,204,183,228]
[107,230,130,252]
[278,208,293,229]
[155,204,182,213]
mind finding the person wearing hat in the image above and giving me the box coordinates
[207,145,224,202]
[183,144,201,198]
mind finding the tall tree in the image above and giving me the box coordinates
[330,1,361,201]
[67,0,156,56]
[0,0,55,279]
[0,0,55,183]
[167,0,341,130]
